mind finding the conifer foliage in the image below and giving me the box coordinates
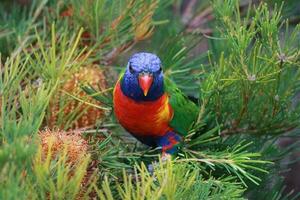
[0,0,300,199]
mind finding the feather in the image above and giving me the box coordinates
[164,77,198,136]
[113,81,173,137]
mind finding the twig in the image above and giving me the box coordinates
[181,0,198,25]
[187,6,213,29]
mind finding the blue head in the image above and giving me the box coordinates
[120,52,164,101]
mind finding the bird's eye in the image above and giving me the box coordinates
[129,64,135,73]
[158,66,163,73]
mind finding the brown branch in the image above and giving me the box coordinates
[187,6,214,29]
[181,0,198,25]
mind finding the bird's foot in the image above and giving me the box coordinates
[147,153,172,174]
[161,152,172,162]
[147,163,155,174]
[148,132,181,174]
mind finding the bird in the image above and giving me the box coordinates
[113,52,198,155]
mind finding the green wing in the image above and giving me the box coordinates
[164,78,199,136]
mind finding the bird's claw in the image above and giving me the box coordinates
[147,153,172,174]
[161,152,172,162]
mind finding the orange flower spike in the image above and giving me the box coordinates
[39,129,88,164]
[48,65,107,130]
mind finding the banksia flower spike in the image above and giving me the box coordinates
[48,64,107,130]
[39,129,88,164]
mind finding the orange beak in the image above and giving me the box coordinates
[138,73,153,96]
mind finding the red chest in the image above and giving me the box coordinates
[113,82,173,137]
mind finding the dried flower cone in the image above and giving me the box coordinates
[39,129,88,164]
[48,65,107,129]
[39,130,97,198]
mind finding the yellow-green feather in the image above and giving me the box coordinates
[164,78,199,136]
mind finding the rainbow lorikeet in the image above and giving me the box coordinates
[113,52,198,154]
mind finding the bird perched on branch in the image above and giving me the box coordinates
[113,52,198,155]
